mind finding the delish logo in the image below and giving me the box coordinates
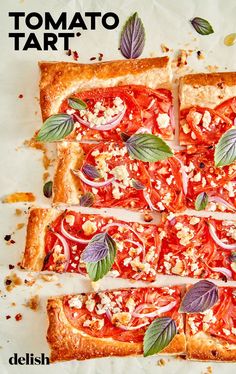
[9,353,49,365]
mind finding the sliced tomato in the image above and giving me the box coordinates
[59,85,173,141]
[43,211,159,282]
[62,286,182,343]
[215,97,236,123]
[158,215,236,281]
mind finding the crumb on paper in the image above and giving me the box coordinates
[9,264,15,270]
[18,94,23,99]
[197,50,205,60]
[5,273,22,292]
[160,44,169,53]
[66,49,71,56]
[2,192,35,203]
[43,171,50,182]
[98,53,104,61]
[202,366,213,374]
[157,358,167,366]
[40,274,58,282]
[72,51,79,61]
[25,295,40,311]
[24,278,36,287]
[143,211,153,222]
[177,49,188,67]
[90,56,96,61]
[56,283,62,288]
[15,313,22,321]
[16,223,25,231]
[11,302,16,306]
[15,209,23,216]
[206,65,219,72]
[24,139,51,170]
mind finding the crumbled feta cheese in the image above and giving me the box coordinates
[192,172,201,182]
[112,312,131,326]
[85,297,96,312]
[67,109,76,115]
[82,220,97,236]
[157,113,170,129]
[126,297,136,313]
[68,295,84,309]
[191,131,197,140]
[182,123,191,134]
[223,328,231,336]
[166,175,174,185]
[157,202,165,211]
[202,111,212,131]
[189,217,200,225]
[65,214,75,226]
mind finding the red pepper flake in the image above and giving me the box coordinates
[72,51,79,61]
[98,53,104,61]
[9,264,15,270]
[90,57,96,61]
[76,32,81,37]
[10,239,15,244]
[15,313,22,321]
[18,94,23,99]
[6,315,11,320]
[5,279,12,286]
[66,49,72,56]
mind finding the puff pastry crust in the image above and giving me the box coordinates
[39,57,171,120]
[47,296,186,362]
[186,330,236,361]
[179,71,236,109]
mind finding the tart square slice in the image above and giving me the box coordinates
[186,286,236,361]
[21,208,161,282]
[38,57,174,142]
[52,141,186,212]
[182,145,236,212]
[157,214,236,281]
[47,285,186,362]
[179,72,236,145]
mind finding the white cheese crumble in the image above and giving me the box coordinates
[82,220,97,236]
[156,113,170,129]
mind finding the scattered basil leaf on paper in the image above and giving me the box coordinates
[131,179,146,190]
[195,192,208,210]
[68,97,87,110]
[214,127,236,167]
[81,233,117,281]
[120,12,145,59]
[143,317,177,357]
[43,181,53,198]
[124,133,173,162]
[79,192,95,207]
[180,280,219,313]
[82,163,101,179]
[36,114,74,142]
[190,17,214,35]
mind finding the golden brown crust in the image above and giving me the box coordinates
[52,142,84,205]
[186,331,236,362]
[47,297,186,362]
[21,208,57,271]
[39,57,170,120]
[179,71,236,109]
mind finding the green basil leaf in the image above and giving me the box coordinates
[85,237,116,281]
[143,317,177,357]
[125,134,173,162]
[195,192,208,211]
[190,17,214,35]
[36,114,74,142]
[43,181,53,198]
[68,97,87,110]
[214,127,236,167]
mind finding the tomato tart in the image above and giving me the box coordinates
[186,286,236,361]
[46,286,185,362]
[39,58,174,141]
[52,141,186,212]
[179,72,236,145]
[157,214,236,281]
[21,208,161,282]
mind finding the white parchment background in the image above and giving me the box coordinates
[0,0,236,373]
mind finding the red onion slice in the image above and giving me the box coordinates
[117,322,149,331]
[208,196,236,212]
[52,231,70,271]
[132,301,176,318]
[143,191,158,211]
[169,106,175,128]
[123,239,144,255]
[72,170,115,188]
[74,106,126,131]
[174,156,188,195]
[61,219,90,244]
[102,222,145,253]
[210,267,232,280]
[209,223,236,250]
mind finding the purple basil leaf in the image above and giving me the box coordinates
[131,179,146,190]
[190,17,214,35]
[82,163,101,179]
[120,12,145,59]
[229,251,236,262]
[81,233,116,263]
[180,280,219,313]
[79,192,94,207]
